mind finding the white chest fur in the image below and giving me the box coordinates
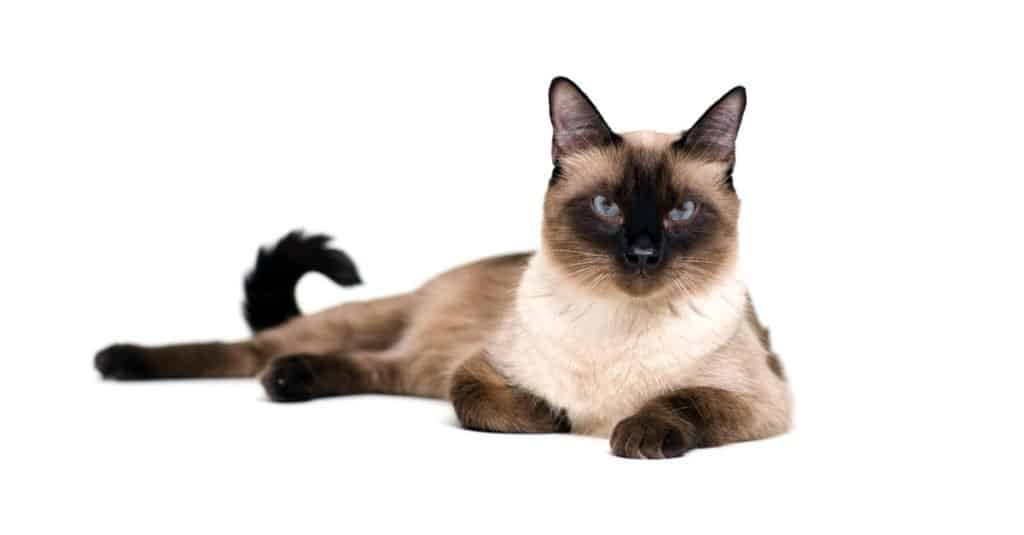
[488,251,748,436]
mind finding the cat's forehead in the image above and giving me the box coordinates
[556,130,731,195]
[619,130,681,150]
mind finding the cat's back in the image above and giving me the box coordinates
[405,251,533,349]
[419,251,533,308]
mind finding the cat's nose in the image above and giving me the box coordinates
[624,235,662,268]
[631,235,657,257]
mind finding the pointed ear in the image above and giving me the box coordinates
[674,86,746,161]
[549,77,616,162]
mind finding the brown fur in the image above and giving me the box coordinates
[766,353,786,381]
[450,354,570,433]
[97,253,529,398]
[261,353,370,402]
[96,79,791,459]
[744,296,785,380]
[95,342,257,379]
[544,132,739,299]
[611,387,756,459]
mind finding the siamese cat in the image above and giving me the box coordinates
[95,77,791,459]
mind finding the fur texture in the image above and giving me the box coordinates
[243,230,361,332]
[95,78,791,459]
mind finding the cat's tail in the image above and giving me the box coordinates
[243,230,362,332]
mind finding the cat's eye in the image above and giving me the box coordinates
[668,200,698,222]
[592,195,621,218]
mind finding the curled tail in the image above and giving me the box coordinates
[243,230,361,332]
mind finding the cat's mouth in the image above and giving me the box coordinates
[624,265,654,278]
[621,254,662,279]
[616,264,666,296]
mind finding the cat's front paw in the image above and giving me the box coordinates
[261,354,316,402]
[610,415,693,459]
[95,344,150,380]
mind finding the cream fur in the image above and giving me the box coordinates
[487,246,762,436]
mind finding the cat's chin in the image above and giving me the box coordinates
[609,273,677,300]
[557,272,664,301]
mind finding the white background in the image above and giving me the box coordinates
[2,1,1022,533]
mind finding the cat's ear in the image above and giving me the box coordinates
[549,77,616,162]
[674,86,746,161]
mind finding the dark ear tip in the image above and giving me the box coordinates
[549,76,579,94]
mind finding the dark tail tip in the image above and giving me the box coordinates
[243,230,361,332]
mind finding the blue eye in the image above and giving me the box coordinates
[592,195,621,218]
[668,200,697,221]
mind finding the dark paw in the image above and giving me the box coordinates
[95,344,150,380]
[551,409,572,433]
[261,354,317,402]
[610,415,693,459]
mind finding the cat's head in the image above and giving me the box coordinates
[542,77,745,300]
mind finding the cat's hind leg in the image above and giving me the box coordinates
[94,341,263,380]
[95,292,415,382]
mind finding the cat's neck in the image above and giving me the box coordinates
[515,248,748,339]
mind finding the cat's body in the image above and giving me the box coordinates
[96,78,791,459]
[495,248,786,437]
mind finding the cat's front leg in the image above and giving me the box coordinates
[450,353,570,433]
[611,387,753,459]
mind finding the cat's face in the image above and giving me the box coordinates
[542,78,745,300]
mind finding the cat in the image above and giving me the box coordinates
[95,77,791,459]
